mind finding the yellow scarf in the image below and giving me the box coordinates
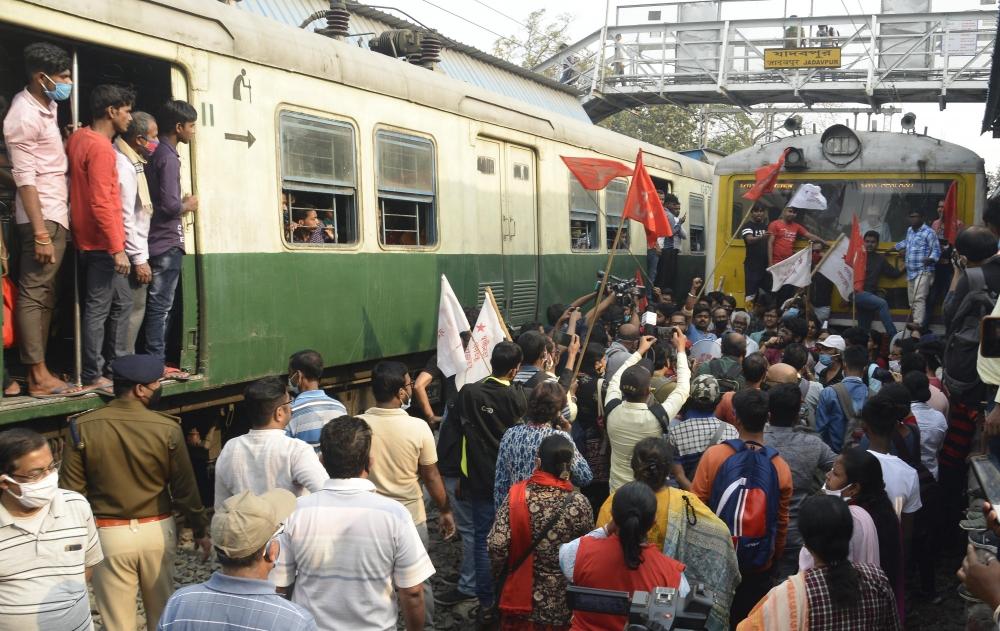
[114,137,152,214]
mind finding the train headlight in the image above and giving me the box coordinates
[784,147,807,170]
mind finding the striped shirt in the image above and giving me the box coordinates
[158,572,316,630]
[287,390,347,452]
[894,224,941,279]
[0,488,103,631]
[272,478,435,631]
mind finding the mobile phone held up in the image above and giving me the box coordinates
[982,317,1000,358]
[641,310,657,337]
[971,455,1000,509]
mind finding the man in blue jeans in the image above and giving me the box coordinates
[453,342,528,626]
[854,230,904,336]
[145,100,198,378]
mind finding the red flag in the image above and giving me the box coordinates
[743,148,791,202]
[846,215,867,293]
[635,269,648,312]
[942,180,958,245]
[623,150,672,239]
[560,156,634,190]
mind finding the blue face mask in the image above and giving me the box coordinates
[42,75,72,102]
[818,353,834,367]
[784,308,800,319]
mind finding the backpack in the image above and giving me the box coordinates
[708,439,781,572]
[833,383,865,450]
[944,267,999,398]
[707,358,744,393]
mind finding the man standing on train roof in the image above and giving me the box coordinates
[894,208,940,335]
[60,354,211,631]
[67,84,136,391]
[145,99,199,379]
[3,42,82,398]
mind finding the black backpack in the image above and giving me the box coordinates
[707,358,744,393]
[944,267,999,398]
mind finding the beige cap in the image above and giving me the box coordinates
[211,489,297,558]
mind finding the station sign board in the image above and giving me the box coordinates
[764,47,842,69]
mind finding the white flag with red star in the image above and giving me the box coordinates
[437,275,470,378]
[767,246,812,289]
[456,287,508,390]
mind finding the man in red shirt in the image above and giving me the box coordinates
[66,85,134,389]
[767,206,824,265]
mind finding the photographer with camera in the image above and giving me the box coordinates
[606,330,690,493]
[597,438,740,630]
[739,495,900,630]
[560,481,690,631]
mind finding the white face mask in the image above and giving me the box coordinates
[821,482,853,500]
[2,471,59,508]
[889,360,901,373]
[400,390,412,412]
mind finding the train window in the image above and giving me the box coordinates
[688,193,706,253]
[570,175,599,250]
[376,131,437,246]
[279,112,358,245]
[605,178,630,250]
[731,179,952,244]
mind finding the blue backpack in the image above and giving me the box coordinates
[708,439,781,572]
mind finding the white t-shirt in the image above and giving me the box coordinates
[868,449,922,515]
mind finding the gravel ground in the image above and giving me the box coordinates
[92,511,970,631]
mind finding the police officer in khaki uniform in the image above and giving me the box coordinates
[60,354,211,631]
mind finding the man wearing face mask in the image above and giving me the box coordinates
[816,345,870,452]
[286,349,347,454]
[60,354,210,631]
[0,428,104,631]
[359,361,456,629]
[158,489,316,630]
[4,42,82,398]
[114,111,158,355]
[815,334,847,386]
[213,377,327,509]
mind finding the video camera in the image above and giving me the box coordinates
[567,584,714,631]
[597,271,644,306]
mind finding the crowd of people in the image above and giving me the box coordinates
[0,41,194,399]
[1,199,999,631]
[5,33,1000,631]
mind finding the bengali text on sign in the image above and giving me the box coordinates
[764,47,842,69]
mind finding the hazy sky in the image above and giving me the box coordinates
[381,0,999,170]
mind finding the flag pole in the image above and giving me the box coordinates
[808,234,845,280]
[696,210,753,302]
[485,286,512,342]
[572,218,627,384]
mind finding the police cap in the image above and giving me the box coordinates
[111,354,164,384]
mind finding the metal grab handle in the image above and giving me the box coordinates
[501,215,509,240]
[510,218,516,238]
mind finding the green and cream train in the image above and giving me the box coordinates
[0,0,713,425]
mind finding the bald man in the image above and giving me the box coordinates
[605,323,640,379]
[767,363,801,386]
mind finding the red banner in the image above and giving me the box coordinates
[623,150,672,239]
[846,215,867,293]
[941,180,959,246]
[743,148,791,202]
[560,156,634,190]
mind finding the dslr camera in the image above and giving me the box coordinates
[596,270,643,306]
[567,584,714,631]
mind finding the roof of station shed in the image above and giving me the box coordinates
[236,0,591,123]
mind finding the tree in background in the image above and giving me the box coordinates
[599,105,701,153]
[492,9,573,75]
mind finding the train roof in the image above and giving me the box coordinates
[715,128,985,176]
[8,0,712,181]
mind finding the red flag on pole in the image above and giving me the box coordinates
[743,147,791,202]
[560,156,634,190]
[623,150,672,238]
[635,268,648,312]
[941,180,959,245]
[846,215,867,293]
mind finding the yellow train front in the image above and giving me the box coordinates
[710,123,985,327]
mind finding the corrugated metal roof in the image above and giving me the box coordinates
[236,0,591,122]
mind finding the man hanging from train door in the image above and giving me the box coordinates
[656,192,686,294]
[894,208,940,335]
[67,85,135,390]
[3,43,84,397]
[146,100,198,378]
